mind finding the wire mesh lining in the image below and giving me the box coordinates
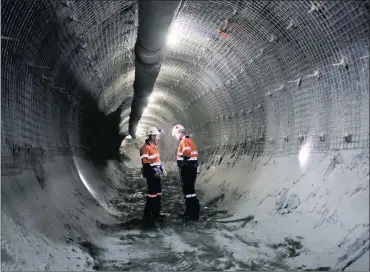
[168,0,369,157]
[1,0,369,172]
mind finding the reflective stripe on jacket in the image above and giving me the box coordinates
[177,136,198,161]
[140,141,161,166]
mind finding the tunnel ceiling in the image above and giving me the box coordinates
[1,0,369,160]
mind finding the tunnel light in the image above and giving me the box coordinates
[167,33,179,46]
[149,95,155,103]
[166,23,182,47]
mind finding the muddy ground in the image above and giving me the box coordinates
[79,168,309,271]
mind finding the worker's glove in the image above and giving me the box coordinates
[159,164,167,177]
[153,166,164,178]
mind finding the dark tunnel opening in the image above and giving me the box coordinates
[79,92,126,167]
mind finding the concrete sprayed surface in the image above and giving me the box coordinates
[1,145,369,271]
[1,1,370,271]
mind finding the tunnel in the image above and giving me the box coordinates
[1,0,369,271]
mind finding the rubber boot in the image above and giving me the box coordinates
[142,197,158,229]
[157,195,162,215]
[191,197,200,221]
[182,198,191,220]
[153,195,165,221]
[143,197,155,223]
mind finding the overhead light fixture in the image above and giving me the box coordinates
[166,23,181,47]
[167,33,179,46]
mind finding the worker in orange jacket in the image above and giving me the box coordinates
[172,124,200,221]
[140,127,167,223]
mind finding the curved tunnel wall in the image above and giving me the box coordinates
[1,0,369,271]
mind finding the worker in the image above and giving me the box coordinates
[140,126,167,224]
[172,124,200,221]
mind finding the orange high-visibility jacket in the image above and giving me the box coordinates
[140,141,161,167]
[177,136,198,162]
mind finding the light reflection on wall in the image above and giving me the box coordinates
[72,157,122,216]
[299,142,310,168]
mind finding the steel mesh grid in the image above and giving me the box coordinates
[170,2,278,137]
[1,0,94,174]
[165,0,369,158]
[1,0,369,171]
[150,81,196,121]
[51,0,137,104]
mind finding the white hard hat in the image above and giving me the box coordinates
[147,127,160,136]
[172,124,185,136]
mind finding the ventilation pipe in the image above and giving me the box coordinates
[128,0,181,137]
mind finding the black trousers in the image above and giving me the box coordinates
[147,174,162,196]
[180,163,200,219]
[180,165,197,195]
[143,167,162,219]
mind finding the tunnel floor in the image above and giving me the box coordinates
[80,168,311,271]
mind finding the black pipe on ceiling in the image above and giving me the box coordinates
[128,0,181,137]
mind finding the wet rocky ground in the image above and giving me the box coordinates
[80,168,305,271]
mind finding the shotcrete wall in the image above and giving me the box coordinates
[1,0,369,271]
